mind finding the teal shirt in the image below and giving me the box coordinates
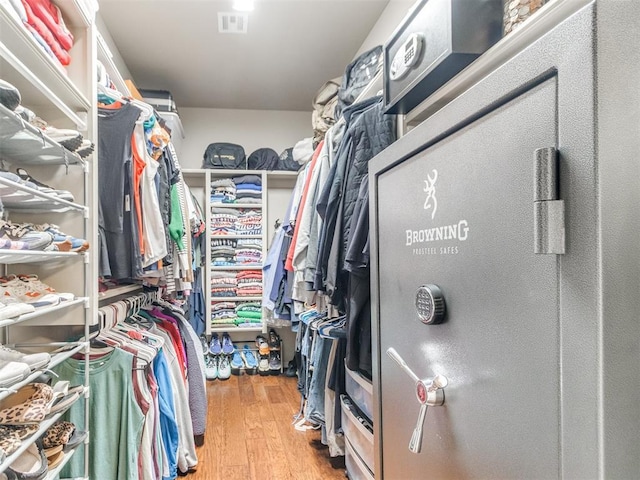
[54,348,145,480]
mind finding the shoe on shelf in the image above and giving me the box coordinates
[0,359,30,388]
[0,79,21,111]
[255,335,269,356]
[0,220,53,251]
[6,442,48,480]
[9,274,74,304]
[0,300,35,321]
[218,355,231,380]
[0,276,61,309]
[221,333,234,355]
[268,328,281,351]
[269,351,281,376]
[199,335,208,356]
[258,355,270,376]
[0,344,50,371]
[0,238,29,251]
[15,168,75,202]
[40,126,83,152]
[240,345,257,375]
[0,426,21,457]
[14,105,34,123]
[30,225,88,252]
[209,333,222,355]
[0,383,54,425]
[75,139,94,159]
[230,351,243,376]
[204,354,218,381]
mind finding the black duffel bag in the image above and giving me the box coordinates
[247,148,279,170]
[202,142,246,169]
[276,148,301,171]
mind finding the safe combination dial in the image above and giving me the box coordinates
[415,284,446,325]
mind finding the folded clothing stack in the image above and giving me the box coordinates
[235,302,262,318]
[210,178,236,204]
[210,271,237,298]
[211,238,236,266]
[235,238,262,265]
[236,209,262,236]
[235,249,261,265]
[211,301,237,326]
[210,208,239,236]
[232,174,262,203]
[4,0,75,68]
[236,270,262,297]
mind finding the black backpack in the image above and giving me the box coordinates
[247,148,279,170]
[276,148,301,171]
[202,143,246,169]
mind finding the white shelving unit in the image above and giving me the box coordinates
[182,169,298,335]
[0,0,97,478]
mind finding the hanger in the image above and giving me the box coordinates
[97,82,124,105]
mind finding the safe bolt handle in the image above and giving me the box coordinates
[386,348,448,454]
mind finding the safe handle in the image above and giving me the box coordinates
[386,348,448,454]
[387,347,420,383]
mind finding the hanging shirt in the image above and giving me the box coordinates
[53,349,145,480]
[132,122,169,267]
[153,349,179,480]
[98,101,145,279]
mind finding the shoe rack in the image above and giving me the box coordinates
[0,0,98,477]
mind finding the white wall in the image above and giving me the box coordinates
[177,107,312,169]
[354,0,415,57]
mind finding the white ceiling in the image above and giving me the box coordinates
[98,0,391,112]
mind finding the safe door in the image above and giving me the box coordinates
[374,77,562,479]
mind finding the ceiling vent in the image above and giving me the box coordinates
[218,12,249,34]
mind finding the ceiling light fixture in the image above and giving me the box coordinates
[233,0,254,12]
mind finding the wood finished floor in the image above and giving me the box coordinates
[188,373,347,480]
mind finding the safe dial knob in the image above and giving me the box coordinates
[415,284,446,325]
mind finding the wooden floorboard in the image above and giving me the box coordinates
[187,374,346,480]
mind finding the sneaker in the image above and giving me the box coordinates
[30,225,88,252]
[41,127,83,151]
[75,139,94,159]
[0,300,35,321]
[269,351,281,376]
[14,105,34,123]
[15,169,74,202]
[22,225,71,252]
[218,355,231,380]
[285,359,297,378]
[0,220,53,251]
[230,351,243,376]
[240,345,257,375]
[199,334,208,356]
[221,333,234,355]
[209,333,222,355]
[0,276,61,308]
[15,275,74,302]
[269,328,281,351]
[255,335,270,356]
[0,238,29,251]
[0,345,50,371]
[204,354,218,381]
[258,355,270,376]
[0,79,21,111]
[0,359,30,388]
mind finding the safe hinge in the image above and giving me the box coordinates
[533,147,565,254]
